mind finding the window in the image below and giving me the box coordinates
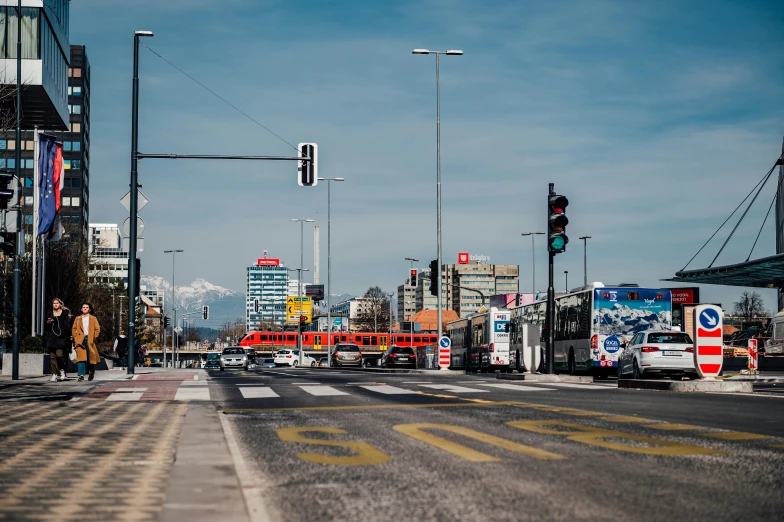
[24,158,33,169]
[72,141,80,151]
[63,160,70,169]
[71,197,80,207]
[24,177,32,187]
[61,196,71,206]
[6,140,14,150]
[24,196,32,205]
[71,160,81,170]
[0,140,5,149]
[5,158,13,168]
[72,86,81,96]
[24,215,32,224]
[71,122,81,132]
[0,8,40,59]
[63,141,71,151]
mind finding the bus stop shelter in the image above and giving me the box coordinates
[664,253,784,291]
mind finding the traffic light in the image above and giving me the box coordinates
[253,298,259,313]
[297,142,318,187]
[0,231,15,257]
[163,316,170,329]
[548,194,569,254]
[202,305,209,320]
[410,269,417,288]
[0,172,13,210]
[429,259,438,296]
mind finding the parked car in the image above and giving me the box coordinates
[220,347,248,371]
[381,346,416,368]
[273,349,317,367]
[331,343,362,367]
[259,357,276,368]
[618,330,697,380]
[318,357,328,367]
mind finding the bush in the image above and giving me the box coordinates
[20,335,46,354]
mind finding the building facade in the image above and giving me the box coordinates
[246,258,288,330]
[397,283,416,322]
[87,223,127,287]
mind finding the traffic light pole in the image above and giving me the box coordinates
[11,0,22,380]
[546,183,556,374]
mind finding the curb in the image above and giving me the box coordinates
[312,367,466,376]
[618,379,753,393]
[497,373,593,383]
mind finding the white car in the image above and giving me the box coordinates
[618,330,698,380]
[273,349,317,367]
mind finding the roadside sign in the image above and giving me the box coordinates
[438,336,451,368]
[692,304,723,378]
[286,296,312,323]
[173,326,183,334]
[748,339,758,372]
[120,189,149,212]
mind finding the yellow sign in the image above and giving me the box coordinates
[286,296,313,323]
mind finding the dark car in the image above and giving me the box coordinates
[204,352,221,369]
[245,348,257,366]
[318,357,328,367]
[381,346,416,368]
[332,343,362,367]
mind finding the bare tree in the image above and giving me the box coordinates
[353,286,392,333]
[732,291,768,322]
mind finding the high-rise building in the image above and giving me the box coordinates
[397,283,416,322]
[2,44,90,242]
[246,257,288,330]
[87,223,127,287]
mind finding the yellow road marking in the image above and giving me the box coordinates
[702,431,771,440]
[508,420,723,456]
[643,423,703,431]
[601,416,654,423]
[277,427,390,466]
[771,444,784,448]
[220,400,525,413]
[393,423,564,462]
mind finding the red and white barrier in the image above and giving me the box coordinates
[692,304,724,379]
[748,339,758,372]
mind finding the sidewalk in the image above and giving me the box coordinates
[0,368,251,522]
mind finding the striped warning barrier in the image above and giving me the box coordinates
[692,304,724,378]
[748,339,758,372]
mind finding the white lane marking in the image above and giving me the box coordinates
[290,382,319,385]
[193,375,199,380]
[401,381,433,384]
[174,387,211,401]
[107,392,144,401]
[420,384,489,393]
[536,382,610,390]
[180,381,208,386]
[115,387,148,392]
[707,392,784,399]
[240,387,280,399]
[360,385,419,395]
[476,383,555,391]
[299,386,348,396]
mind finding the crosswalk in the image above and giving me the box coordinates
[83,379,613,402]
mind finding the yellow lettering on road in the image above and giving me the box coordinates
[702,431,771,440]
[508,420,722,456]
[644,423,702,431]
[601,416,654,423]
[393,423,564,462]
[276,427,390,466]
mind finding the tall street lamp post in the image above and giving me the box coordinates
[164,249,183,369]
[579,236,592,286]
[521,232,544,297]
[564,271,569,293]
[317,177,344,368]
[288,268,309,365]
[291,218,313,366]
[412,48,463,369]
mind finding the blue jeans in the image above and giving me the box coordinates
[77,361,94,376]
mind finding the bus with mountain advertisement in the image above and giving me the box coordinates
[509,284,672,376]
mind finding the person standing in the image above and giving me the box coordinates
[113,329,128,369]
[44,298,72,382]
[72,302,101,382]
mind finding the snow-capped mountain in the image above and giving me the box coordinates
[141,276,241,312]
[595,303,671,336]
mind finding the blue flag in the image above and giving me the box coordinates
[37,134,57,236]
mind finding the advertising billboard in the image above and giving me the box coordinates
[305,284,325,301]
[257,258,280,266]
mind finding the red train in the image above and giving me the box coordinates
[238,331,439,352]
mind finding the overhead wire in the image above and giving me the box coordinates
[139,42,300,155]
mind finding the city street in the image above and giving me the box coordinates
[2,367,784,521]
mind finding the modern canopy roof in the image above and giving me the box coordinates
[664,253,784,288]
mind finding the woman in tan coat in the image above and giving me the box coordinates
[72,302,101,382]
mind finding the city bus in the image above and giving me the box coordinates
[446,307,511,372]
[509,284,672,376]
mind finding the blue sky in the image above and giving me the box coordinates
[72,0,784,311]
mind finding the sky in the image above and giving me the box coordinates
[71,0,784,312]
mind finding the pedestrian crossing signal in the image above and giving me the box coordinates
[202,305,209,320]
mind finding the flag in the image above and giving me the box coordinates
[37,134,57,235]
[46,143,65,242]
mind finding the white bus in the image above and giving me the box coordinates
[509,284,672,376]
[446,307,511,372]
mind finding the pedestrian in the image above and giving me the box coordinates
[72,302,101,382]
[113,329,128,369]
[44,298,72,382]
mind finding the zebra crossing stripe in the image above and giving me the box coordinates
[299,386,349,396]
[174,387,211,401]
[420,384,488,394]
[360,385,419,395]
[239,387,280,399]
[476,383,555,392]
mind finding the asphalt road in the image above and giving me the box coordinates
[207,368,784,522]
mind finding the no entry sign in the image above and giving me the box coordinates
[692,304,723,378]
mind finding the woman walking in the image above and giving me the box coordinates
[44,298,72,382]
[72,302,101,382]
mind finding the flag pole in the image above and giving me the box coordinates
[32,128,38,335]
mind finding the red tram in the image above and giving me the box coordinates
[238,331,438,352]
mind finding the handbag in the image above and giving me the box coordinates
[69,345,78,363]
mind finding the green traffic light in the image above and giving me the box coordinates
[550,236,565,250]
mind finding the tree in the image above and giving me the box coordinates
[733,291,768,322]
[353,286,392,333]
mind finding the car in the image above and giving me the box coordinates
[618,330,697,380]
[332,343,362,367]
[381,346,416,368]
[245,348,258,366]
[220,347,249,371]
[203,352,222,369]
[273,349,318,367]
[318,357,328,367]
[259,357,276,368]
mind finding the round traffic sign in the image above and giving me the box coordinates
[698,307,720,330]
[439,336,451,349]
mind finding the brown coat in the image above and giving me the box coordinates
[72,314,101,364]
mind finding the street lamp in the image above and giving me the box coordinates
[412,48,463,370]
[579,236,592,286]
[317,177,344,368]
[164,249,183,368]
[564,271,569,293]
[521,232,544,298]
[288,264,310,367]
